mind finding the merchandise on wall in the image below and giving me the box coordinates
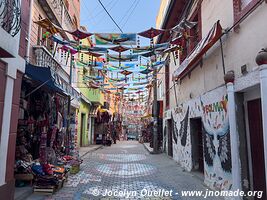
[14,79,82,194]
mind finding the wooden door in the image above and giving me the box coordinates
[247,98,266,199]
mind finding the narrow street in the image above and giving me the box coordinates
[1,0,267,199]
[28,141,223,200]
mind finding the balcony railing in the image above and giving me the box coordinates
[0,0,21,37]
[33,45,80,99]
[33,45,69,82]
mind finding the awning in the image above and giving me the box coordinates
[173,20,222,80]
[25,64,63,93]
[25,64,80,100]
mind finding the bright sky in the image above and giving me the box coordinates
[80,0,161,34]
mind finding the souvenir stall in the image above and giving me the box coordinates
[14,65,82,194]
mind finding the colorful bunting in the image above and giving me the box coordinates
[94,33,136,45]
[138,27,165,39]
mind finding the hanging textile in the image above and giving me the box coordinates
[138,27,165,38]
[51,35,70,45]
[140,68,153,74]
[94,33,136,45]
[84,51,103,57]
[109,46,129,52]
[133,81,149,86]
[66,28,92,39]
[132,43,169,53]
[88,47,108,53]
[120,70,132,76]
[108,54,139,62]
[61,45,78,54]
[34,18,62,34]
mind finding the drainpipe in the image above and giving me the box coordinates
[256,49,267,193]
[26,0,33,63]
[224,71,242,197]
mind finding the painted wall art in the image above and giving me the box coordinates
[170,86,232,191]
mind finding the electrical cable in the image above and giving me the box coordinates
[98,0,123,33]
[121,0,140,29]
[116,0,138,28]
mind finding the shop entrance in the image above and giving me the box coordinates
[80,113,86,147]
[167,119,173,157]
[190,118,204,174]
[247,98,266,199]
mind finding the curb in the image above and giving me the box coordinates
[143,143,163,154]
[143,143,162,154]
[80,145,103,158]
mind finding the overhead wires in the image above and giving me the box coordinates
[98,0,123,33]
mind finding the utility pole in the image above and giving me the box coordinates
[151,54,159,154]
[66,55,73,155]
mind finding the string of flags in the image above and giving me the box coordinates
[34,17,198,102]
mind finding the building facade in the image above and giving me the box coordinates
[0,0,28,198]
[77,30,104,146]
[157,0,267,197]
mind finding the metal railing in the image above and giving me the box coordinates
[33,45,70,82]
[33,45,80,99]
[0,0,21,37]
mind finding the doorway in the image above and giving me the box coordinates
[167,119,173,157]
[247,98,266,199]
[80,113,86,147]
[190,118,204,174]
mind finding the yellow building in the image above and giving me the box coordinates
[76,27,104,145]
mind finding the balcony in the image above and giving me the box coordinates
[0,0,21,57]
[33,45,79,99]
[38,0,74,38]
[33,45,69,80]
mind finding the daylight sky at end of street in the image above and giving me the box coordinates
[80,0,161,45]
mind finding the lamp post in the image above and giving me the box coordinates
[66,55,74,155]
[151,54,159,154]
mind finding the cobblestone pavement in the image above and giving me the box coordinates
[29,141,223,200]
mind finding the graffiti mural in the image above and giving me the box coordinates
[171,86,232,191]
[179,107,189,147]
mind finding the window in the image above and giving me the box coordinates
[180,7,201,63]
[233,0,261,24]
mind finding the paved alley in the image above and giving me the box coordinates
[28,141,223,200]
